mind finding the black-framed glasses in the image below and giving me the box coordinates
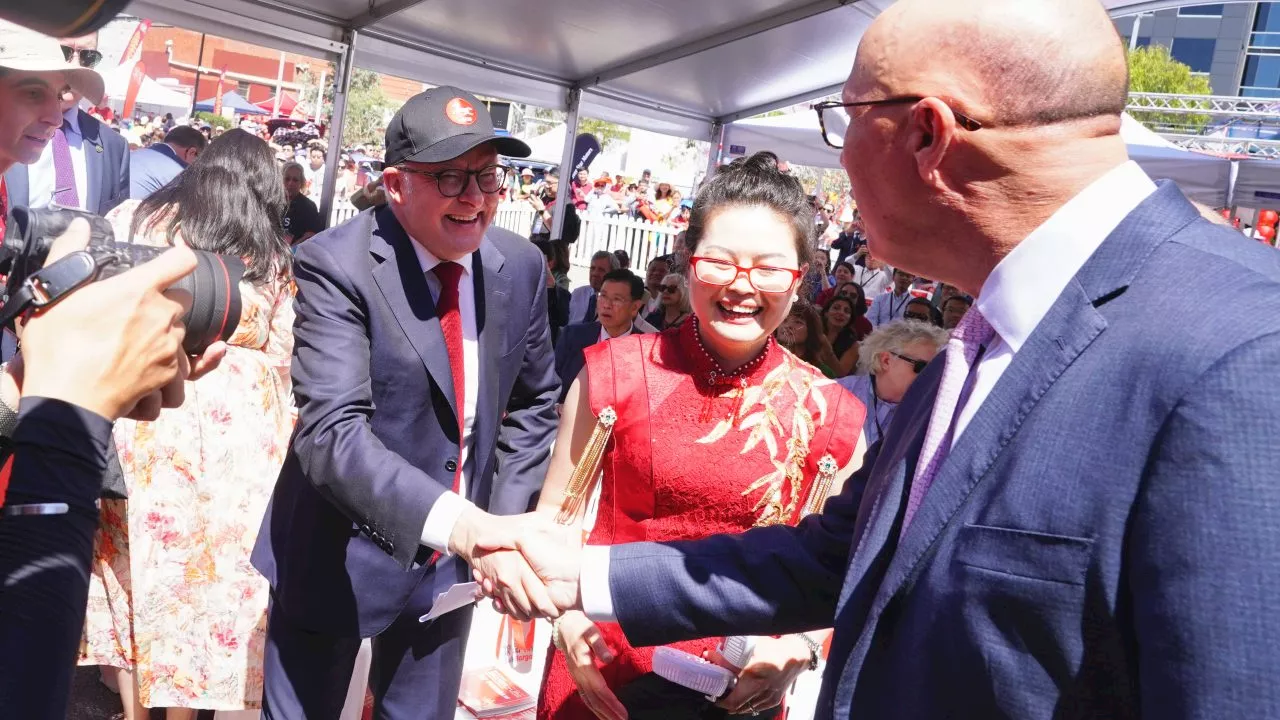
[61,45,103,69]
[690,256,803,294]
[889,351,929,374]
[812,97,983,150]
[395,164,511,197]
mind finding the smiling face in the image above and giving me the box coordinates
[0,70,65,171]
[382,143,500,261]
[646,258,670,292]
[689,205,806,365]
[825,298,854,330]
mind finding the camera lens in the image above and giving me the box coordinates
[170,252,245,355]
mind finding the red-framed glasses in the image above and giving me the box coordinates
[690,256,803,294]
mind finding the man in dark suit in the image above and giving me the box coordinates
[251,87,560,719]
[553,269,646,402]
[3,72,129,216]
[480,1,1280,718]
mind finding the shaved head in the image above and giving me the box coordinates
[839,0,1133,297]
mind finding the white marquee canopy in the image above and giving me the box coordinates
[119,0,1247,219]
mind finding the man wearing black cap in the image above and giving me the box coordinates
[252,86,560,719]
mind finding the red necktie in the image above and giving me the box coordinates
[432,261,465,495]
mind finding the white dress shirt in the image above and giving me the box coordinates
[598,324,634,343]
[28,107,89,210]
[412,240,482,554]
[580,161,1158,622]
[867,290,912,327]
[853,266,891,299]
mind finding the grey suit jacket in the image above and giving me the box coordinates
[605,182,1280,719]
[3,110,130,216]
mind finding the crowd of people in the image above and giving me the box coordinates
[3,0,1280,719]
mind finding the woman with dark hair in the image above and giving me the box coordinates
[903,296,942,326]
[820,296,862,376]
[776,302,841,378]
[835,282,874,337]
[515,152,866,720]
[81,128,295,719]
[816,260,856,306]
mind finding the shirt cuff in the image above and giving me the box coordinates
[580,545,617,622]
[419,491,476,555]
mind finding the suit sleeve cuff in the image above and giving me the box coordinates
[419,491,476,555]
[581,545,617,622]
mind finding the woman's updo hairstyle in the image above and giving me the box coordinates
[681,151,815,269]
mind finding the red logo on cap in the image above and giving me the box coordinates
[445,98,478,126]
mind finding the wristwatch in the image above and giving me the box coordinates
[796,633,821,671]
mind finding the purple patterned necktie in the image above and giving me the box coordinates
[901,307,995,532]
[52,120,80,209]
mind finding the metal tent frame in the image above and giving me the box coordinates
[120,0,1227,226]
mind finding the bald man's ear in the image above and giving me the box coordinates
[906,98,957,188]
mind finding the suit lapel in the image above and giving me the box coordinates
[79,112,104,213]
[470,237,508,501]
[369,208,459,423]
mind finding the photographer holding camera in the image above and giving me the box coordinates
[0,23,227,719]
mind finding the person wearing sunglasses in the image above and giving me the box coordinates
[505,151,867,720]
[902,296,941,326]
[643,272,692,331]
[3,31,128,217]
[250,86,560,720]
[837,319,947,449]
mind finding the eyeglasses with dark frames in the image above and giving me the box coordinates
[394,164,512,198]
[689,256,803,294]
[812,97,983,150]
[889,350,929,374]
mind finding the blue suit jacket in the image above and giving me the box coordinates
[3,110,129,216]
[553,321,646,402]
[251,207,560,637]
[606,182,1280,718]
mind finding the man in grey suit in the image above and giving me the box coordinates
[478,0,1280,718]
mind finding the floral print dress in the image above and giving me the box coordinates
[78,200,296,711]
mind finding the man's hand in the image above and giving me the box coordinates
[18,218,218,421]
[514,522,583,616]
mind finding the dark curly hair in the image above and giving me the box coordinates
[681,151,814,269]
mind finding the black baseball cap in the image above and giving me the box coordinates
[384,86,530,166]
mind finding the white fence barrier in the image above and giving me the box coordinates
[332,202,681,275]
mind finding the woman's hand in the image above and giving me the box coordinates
[558,611,626,720]
[715,636,812,715]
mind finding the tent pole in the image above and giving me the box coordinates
[189,33,206,119]
[272,51,286,117]
[551,87,582,243]
[705,121,724,182]
[320,28,357,227]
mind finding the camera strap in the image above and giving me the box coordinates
[0,251,100,330]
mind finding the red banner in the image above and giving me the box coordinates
[212,65,227,116]
[118,19,151,66]
[122,61,146,120]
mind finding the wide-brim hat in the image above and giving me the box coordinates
[385,85,530,166]
[0,21,104,104]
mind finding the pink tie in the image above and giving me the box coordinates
[52,120,80,209]
[901,307,995,532]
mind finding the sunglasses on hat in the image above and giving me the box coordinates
[61,45,102,69]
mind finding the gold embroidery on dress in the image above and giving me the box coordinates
[695,354,835,526]
[555,406,617,524]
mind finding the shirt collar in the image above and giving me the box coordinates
[62,107,81,137]
[976,161,1156,354]
[599,324,633,342]
[409,238,475,277]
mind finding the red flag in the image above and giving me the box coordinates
[122,61,146,120]
[118,20,151,66]
[212,65,227,116]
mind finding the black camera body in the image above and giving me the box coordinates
[0,206,245,355]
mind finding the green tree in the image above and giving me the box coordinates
[341,69,394,147]
[525,106,631,151]
[1127,44,1213,132]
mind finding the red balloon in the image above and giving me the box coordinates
[1259,225,1276,241]
[1260,209,1279,226]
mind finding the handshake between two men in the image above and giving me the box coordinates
[449,506,583,621]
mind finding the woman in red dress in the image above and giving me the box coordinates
[531,153,867,720]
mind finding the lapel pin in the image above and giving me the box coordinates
[95,145,104,153]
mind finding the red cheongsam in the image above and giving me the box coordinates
[538,317,866,720]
